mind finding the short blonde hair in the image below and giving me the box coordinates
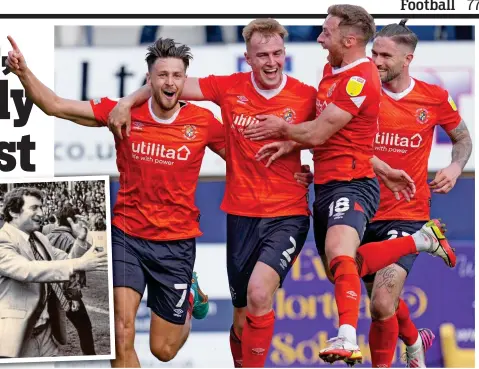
[242,18,288,45]
[328,4,376,45]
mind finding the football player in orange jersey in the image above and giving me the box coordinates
[7,36,237,367]
[360,20,472,368]
[245,6,458,366]
[108,19,318,368]
[108,17,458,368]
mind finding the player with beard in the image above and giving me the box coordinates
[6,36,223,367]
[243,6,457,366]
[6,35,314,367]
[107,17,454,369]
[108,19,317,368]
[361,20,472,368]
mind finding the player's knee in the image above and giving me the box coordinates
[370,295,397,320]
[150,343,179,363]
[325,226,359,260]
[114,315,135,350]
[247,282,273,312]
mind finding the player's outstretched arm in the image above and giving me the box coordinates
[5,36,99,127]
[108,77,205,138]
[243,103,352,146]
[430,119,473,194]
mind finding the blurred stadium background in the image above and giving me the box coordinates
[53,25,474,367]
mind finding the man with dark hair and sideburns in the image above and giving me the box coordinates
[0,187,107,358]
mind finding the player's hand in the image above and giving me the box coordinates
[5,36,28,77]
[107,100,132,140]
[243,115,287,141]
[294,165,313,187]
[67,215,89,241]
[74,245,108,272]
[379,168,416,202]
[255,140,296,167]
[429,163,461,194]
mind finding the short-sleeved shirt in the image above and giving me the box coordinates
[372,78,462,221]
[90,98,225,241]
[313,58,381,184]
[199,72,317,217]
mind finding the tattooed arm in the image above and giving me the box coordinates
[430,120,473,194]
[448,119,473,170]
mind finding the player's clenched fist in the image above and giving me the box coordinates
[5,35,27,76]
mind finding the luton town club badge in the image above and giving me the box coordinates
[183,125,197,140]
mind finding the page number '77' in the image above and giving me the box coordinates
[468,0,479,10]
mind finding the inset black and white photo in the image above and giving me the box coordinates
[0,176,113,364]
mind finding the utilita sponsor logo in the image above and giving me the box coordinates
[375,132,422,153]
[132,141,190,161]
[232,114,259,130]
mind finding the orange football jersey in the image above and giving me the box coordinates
[90,98,225,241]
[199,72,316,217]
[313,58,381,184]
[373,78,461,221]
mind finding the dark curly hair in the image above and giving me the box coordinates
[2,187,43,222]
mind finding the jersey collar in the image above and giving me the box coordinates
[250,72,288,100]
[382,78,416,101]
[332,57,370,75]
[148,98,185,124]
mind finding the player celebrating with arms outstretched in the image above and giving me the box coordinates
[7,32,315,368]
[109,19,317,368]
[6,36,223,367]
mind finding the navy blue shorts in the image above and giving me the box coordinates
[361,220,426,283]
[111,225,195,325]
[226,214,310,308]
[313,177,380,255]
